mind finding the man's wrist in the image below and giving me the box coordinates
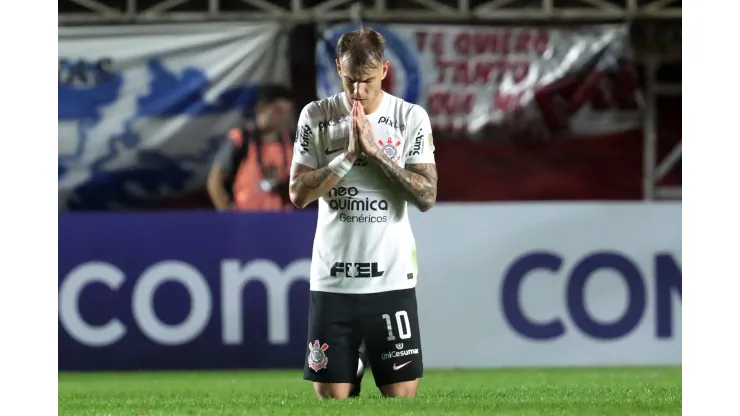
[329,153,354,177]
[369,146,385,161]
[344,151,357,163]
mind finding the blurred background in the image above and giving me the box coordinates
[58,0,681,372]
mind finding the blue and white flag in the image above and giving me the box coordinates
[59,23,290,210]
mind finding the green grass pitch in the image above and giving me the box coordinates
[59,366,681,415]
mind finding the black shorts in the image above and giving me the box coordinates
[303,288,423,387]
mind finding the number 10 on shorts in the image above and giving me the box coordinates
[382,311,412,341]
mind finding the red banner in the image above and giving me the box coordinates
[317,24,643,141]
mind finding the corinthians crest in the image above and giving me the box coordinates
[307,340,329,371]
[378,137,402,164]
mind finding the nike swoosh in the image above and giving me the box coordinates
[325,147,343,155]
[392,361,412,371]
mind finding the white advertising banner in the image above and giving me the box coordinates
[317,24,642,140]
[409,203,681,368]
[57,202,680,370]
[58,23,290,210]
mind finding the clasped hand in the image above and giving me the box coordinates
[346,100,381,160]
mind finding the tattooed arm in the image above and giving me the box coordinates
[371,154,438,212]
[289,102,362,209]
[289,163,350,208]
[356,102,438,212]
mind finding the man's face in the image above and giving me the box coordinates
[258,98,294,133]
[336,57,388,110]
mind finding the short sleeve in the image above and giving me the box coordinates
[404,105,436,165]
[292,104,319,169]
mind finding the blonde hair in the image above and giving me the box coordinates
[335,28,385,69]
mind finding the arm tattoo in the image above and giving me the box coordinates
[373,148,438,211]
[297,167,333,190]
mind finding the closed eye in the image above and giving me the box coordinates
[345,77,373,83]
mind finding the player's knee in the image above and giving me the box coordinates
[313,382,353,399]
[380,379,419,398]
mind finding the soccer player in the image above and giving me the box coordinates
[289,28,437,399]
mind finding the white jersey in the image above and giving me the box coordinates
[293,92,436,294]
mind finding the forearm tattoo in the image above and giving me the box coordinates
[297,167,334,190]
[373,148,438,211]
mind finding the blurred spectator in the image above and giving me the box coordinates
[207,85,296,211]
